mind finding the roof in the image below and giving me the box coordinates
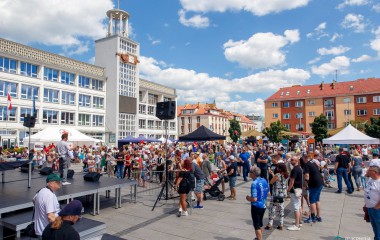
[323,124,380,144]
[265,78,380,102]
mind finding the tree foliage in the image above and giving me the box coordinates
[228,119,241,142]
[263,120,287,143]
[311,114,328,143]
[364,117,380,138]
[350,119,367,132]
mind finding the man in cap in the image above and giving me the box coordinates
[42,200,83,240]
[33,173,62,239]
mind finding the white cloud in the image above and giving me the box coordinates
[352,54,372,62]
[337,0,369,9]
[220,99,265,116]
[178,9,210,28]
[307,22,329,40]
[0,0,112,47]
[317,45,350,55]
[330,33,343,42]
[369,27,380,57]
[223,29,300,69]
[147,34,161,45]
[235,94,242,100]
[139,56,310,104]
[308,57,321,65]
[179,0,310,16]
[311,56,350,76]
[62,41,90,56]
[341,13,367,33]
[373,3,380,12]
[88,57,95,64]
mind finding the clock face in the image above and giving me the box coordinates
[128,55,134,63]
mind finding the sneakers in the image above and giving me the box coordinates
[304,216,316,223]
[287,225,301,231]
[62,181,71,185]
[181,211,188,216]
[335,190,342,194]
[292,221,302,227]
[194,205,204,209]
[316,216,322,222]
[177,208,182,217]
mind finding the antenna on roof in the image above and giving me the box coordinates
[335,69,338,82]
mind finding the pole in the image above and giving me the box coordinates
[164,120,169,200]
[28,126,31,188]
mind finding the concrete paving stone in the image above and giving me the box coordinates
[126,227,190,240]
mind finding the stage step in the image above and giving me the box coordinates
[102,233,126,239]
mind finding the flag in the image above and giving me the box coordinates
[7,91,12,111]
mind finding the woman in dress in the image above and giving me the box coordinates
[175,159,193,217]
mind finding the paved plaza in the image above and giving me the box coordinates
[84,173,373,240]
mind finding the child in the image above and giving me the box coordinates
[322,165,333,188]
[94,151,101,173]
[361,163,367,189]
[141,161,148,188]
[87,154,96,172]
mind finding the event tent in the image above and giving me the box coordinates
[323,124,380,144]
[178,126,226,141]
[241,129,264,137]
[23,127,101,147]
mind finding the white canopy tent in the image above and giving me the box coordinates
[23,127,101,147]
[323,124,380,144]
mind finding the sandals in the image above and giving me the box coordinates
[264,225,273,230]
[277,225,283,230]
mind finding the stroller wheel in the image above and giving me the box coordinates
[218,194,225,201]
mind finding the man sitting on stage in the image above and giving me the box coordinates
[56,133,71,185]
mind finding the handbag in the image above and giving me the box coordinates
[363,206,370,222]
[224,176,229,183]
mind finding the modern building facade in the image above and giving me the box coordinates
[265,78,380,132]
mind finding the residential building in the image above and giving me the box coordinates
[265,78,380,132]
[246,114,264,131]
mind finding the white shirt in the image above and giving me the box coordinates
[33,187,60,236]
[364,178,380,208]
[361,148,368,155]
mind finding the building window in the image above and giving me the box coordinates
[0,106,16,121]
[43,67,58,82]
[43,88,59,103]
[20,108,38,122]
[373,96,380,102]
[164,97,171,102]
[296,113,303,119]
[156,121,162,130]
[139,119,146,129]
[308,100,315,105]
[119,39,137,54]
[92,79,103,91]
[181,117,184,125]
[0,57,17,73]
[272,113,278,118]
[78,114,90,126]
[78,94,91,107]
[283,124,291,130]
[148,120,154,129]
[272,102,278,107]
[356,96,367,103]
[170,122,175,130]
[61,91,75,105]
[328,123,335,129]
[324,110,334,120]
[61,71,75,85]
[282,102,290,108]
[357,109,367,116]
[374,109,380,115]
[296,124,304,131]
[197,116,201,123]
[344,109,351,115]
[283,113,290,119]
[139,104,146,114]
[181,126,184,134]
[78,76,90,88]
[20,62,38,78]
[148,94,158,105]
[0,81,17,97]
[61,112,75,125]
[148,106,155,115]
[42,109,58,124]
[324,99,334,108]
[309,111,315,117]
[139,91,143,102]
[188,117,192,123]
[93,97,104,109]
[118,113,136,139]
[92,115,104,127]
[119,62,136,97]
[295,101,303,107]
[21,85,39,100]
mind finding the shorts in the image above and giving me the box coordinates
[290,193,301,212]
[309,185,323,204]
[178,186,191,194]
[251,205,266,230]
[229,176,237,188]
[194,179,204,194]
[237,162,243,167]
[302,189,309,196]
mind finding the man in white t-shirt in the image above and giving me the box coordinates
[364,159,380,240]
[33,173,62,239]
[361,145,369,161]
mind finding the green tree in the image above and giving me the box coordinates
[228,119,241,142]
[364,117,380,138]
[311,114,328,143]
[262,120,287,143]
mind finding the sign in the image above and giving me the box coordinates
[34,142,44,151]
[109,134,116,143]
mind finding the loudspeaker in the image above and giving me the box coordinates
[23,116,36,128]
[83,172,100,182]
[67,169,74,179]
[156,101,176,120]
[39,167,53,175]
[20,163,30,173]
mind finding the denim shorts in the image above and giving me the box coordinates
[309,185,323,204]
[229,176,237,188]
[195,179,204,193]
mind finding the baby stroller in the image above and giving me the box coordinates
[203,177,225,201]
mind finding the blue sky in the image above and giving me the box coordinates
[1,0,380,116]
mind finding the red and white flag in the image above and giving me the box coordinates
[7,91,12,111]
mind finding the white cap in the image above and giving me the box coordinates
[229,155,235,160]
[370,159,380,168]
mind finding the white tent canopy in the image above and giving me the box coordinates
[23,127,101,147]
[323,124,380,144]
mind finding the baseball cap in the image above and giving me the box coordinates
[369,159,380,168]
[229,155,235,160]
[46,173,63,183]
[59,200,83,216]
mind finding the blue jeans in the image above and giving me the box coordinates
[368,208,380,240]
[116,164,124,178]
[361,176,367,189]
[242,162,250,181]
[337,168,353,193]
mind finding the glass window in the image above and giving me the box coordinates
[61,71,75,85]
[356,96,367,103]
[325,110,334,120]
[21,85,39,100]
[61,112,75,125]
[78,114,90,126]
[43,88,59,103]
[79,94,91,107]
[295,101,303,107]
[308,100,315,105]
[92,115,104,126]
[148,106,154,115]
[0,106,17,121]
[139,119,146,129]
[282,102,290,108]
[296,113,303,119]
[373,96,380,102]
[357,109,367,116]
[148,94,158,105]
[139,104,146,114]
[78,76,90,88]
[374,109,380,115]
[324,99,334,108]
[92,97,104,109]
[344,109,351,115]
[272,113,278,118]
[0,81,17,97]
[283,113,290,119]
[20,62,38,78]
[42,109,58,124]
[0,57,17,73]
[328,123,335,129]
[296,124,305,131]
[309,112,315,116]
[20,108,38,122]
[283,124,291,130]
[91,79,103,91]
[164,97,171,102]
[61,91,75,105]
[148,120,154,129]
[119,62,136,97]
[156,121,162,130]
[43,67,58,82]
[170,122,175,130]
[139,91,143,102]
[272,102,278,107]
